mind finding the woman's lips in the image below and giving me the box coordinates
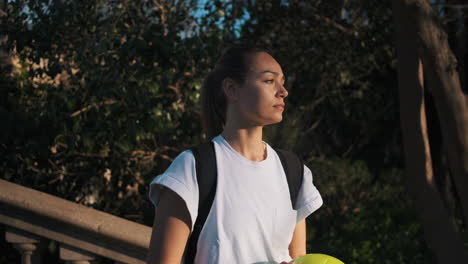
[274,104,285,110]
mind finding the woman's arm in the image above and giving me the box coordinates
[146,187,192,264]
[288,219,307,259]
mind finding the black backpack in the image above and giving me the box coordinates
[185,141,304,263]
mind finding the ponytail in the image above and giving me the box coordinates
[201,71,227,140]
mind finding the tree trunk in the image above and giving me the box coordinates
[445,0,467,94]
[393,0,468,262]
[464,6,468,93]
[407,0,468,226]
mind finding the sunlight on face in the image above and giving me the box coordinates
[234,52,288,127]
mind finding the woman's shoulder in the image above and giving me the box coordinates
[153,149,196,180]
[173,149,195,162]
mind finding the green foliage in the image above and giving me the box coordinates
[1,0,225,221]
[308,158,435,264]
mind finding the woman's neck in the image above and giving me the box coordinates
[220,126,266,162]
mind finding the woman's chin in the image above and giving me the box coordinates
[274,113,284,123]
[263,115,283,126]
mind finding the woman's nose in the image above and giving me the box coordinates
[277,83,288,98]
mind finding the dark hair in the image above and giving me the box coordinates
[201,45,272,140]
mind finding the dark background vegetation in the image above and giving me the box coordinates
[1,0,467,263]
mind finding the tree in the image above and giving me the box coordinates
[0,0,226,221]
[393,0,468,262]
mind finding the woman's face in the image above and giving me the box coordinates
[233,52,288,127]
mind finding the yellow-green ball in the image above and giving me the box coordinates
[294,254,344,264]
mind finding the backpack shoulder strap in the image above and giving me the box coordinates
[274,148,304,209]
[185,141,217,264]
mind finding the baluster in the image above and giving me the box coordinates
[59,244,95,264]
[5,227,40,264]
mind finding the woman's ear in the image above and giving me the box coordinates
[222,78,239,102]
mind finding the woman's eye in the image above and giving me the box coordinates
[265,79,274,84]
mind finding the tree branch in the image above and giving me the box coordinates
[70,99,118,117]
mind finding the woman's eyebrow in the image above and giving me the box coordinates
[260,70,279,75]
[259,70,285,81]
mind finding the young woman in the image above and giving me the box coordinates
[147,45,323,264]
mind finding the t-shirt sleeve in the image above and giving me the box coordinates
[148,150,199,231]
[295,164,323,223]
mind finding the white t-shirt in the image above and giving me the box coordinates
[149,135,323,264]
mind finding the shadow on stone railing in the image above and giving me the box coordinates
[0,179,151,264]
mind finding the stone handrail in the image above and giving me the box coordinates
[0,179,152,264]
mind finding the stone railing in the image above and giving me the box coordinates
[0,179,152,264]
